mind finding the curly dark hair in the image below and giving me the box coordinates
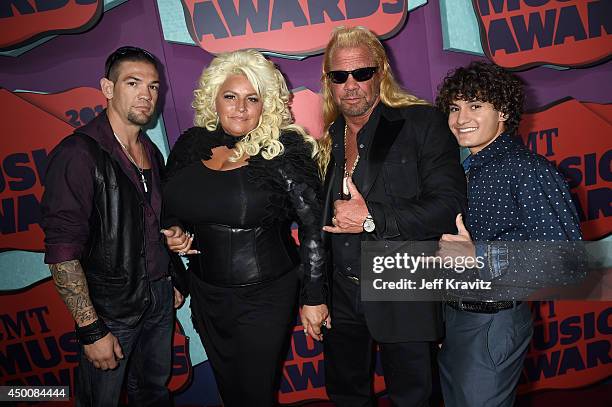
[435,61,524,135]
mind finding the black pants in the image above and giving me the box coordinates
[324,271,433,407]
[189,271,298,407]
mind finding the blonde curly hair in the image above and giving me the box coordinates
[318,26,428,174]
[192,49,315,160]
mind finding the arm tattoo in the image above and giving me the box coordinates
[49,260,98,326]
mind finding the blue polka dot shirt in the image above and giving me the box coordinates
[464,133,583,299]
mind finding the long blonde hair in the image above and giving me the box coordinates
[318,26,428,174]
[193,49,316,160]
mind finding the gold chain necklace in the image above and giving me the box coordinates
[114,133,148,193]
[343,124,359,196]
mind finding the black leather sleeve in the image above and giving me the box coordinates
[277,134,328,306]
[168,251,190,297]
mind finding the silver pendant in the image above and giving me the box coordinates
[140,173,148,193]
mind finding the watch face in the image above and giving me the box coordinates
[364,217,375,232]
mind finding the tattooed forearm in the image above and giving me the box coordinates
[49,260,98,326]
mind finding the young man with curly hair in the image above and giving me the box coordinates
[434,62,581,406]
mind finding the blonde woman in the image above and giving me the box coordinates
[162,49,328,406]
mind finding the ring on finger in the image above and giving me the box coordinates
[321,320,327,328]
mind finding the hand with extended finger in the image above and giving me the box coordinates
[322,178,369,234]
[161,226,200,256]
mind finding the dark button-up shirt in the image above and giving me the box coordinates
[465,133,583,299]
[466,133,581,242]
[41,111,168,281]
[330,105,382,277]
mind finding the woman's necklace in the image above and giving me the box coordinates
[114,133,148,192]
[343,124,359,197]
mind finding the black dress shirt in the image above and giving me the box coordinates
[330,105,382,278]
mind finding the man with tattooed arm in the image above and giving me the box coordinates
[41,46,183,406]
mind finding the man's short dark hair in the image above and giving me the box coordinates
[435,61,524,135]
[104,46,158,82]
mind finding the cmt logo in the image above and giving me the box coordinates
[519,301,612,393]
[518,98,612,240]
[180,0,408,57]
[472,0,611,69]
[0,88,105,251]
[0,0,103,51]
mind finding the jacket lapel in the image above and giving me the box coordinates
[360,114,404,198]
[321,156,338,244]
[321,119,346,236]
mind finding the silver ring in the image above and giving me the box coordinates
[178,251,186,257]
[303,328,308,335]
[332,216,337,224]
[321,320,327,328]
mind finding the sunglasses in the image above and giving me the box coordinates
[327,67,378,84]
[105,46,156,79]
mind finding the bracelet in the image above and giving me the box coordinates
[75,319,110,345]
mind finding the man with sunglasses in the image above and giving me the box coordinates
[41,46,183,406]
[319,27,466,406]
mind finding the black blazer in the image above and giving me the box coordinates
[322,103,467,342]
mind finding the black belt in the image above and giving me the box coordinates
[447,300,522,314]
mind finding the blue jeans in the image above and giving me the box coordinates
[75,277,174,407]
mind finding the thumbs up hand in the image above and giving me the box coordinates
[442,214,472,241]
[323,178,369,234]
[438,214,475,259]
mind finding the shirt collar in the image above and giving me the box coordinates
[468,133,522,169]
[462,155,472,173]
[329,102,384,158]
